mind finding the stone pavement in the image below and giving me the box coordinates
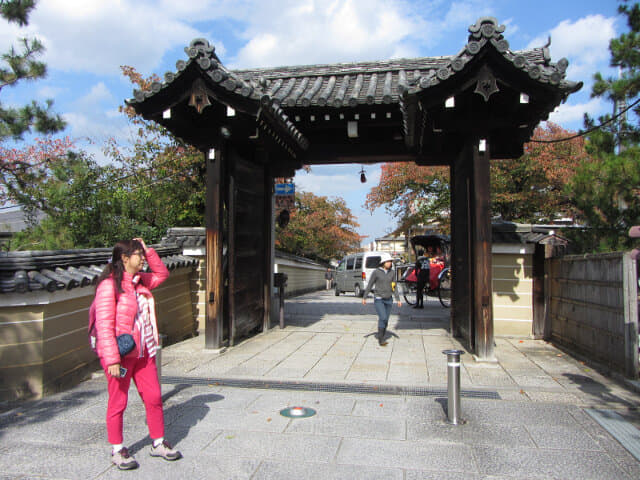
[0,289,639,479]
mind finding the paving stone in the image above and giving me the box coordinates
[0,419,104,447]
[253,460,404,479]
[473,445,632,479]
[248,391,356,415]
[525,390,582,404]
[206,430,341,462]
[352,397,411,418]
[405,471,483,480]
[525,424,603,450]
[0,442,110,478]
[286,412,405,440]
[337,437,477,472]
[460,400,581,427]
[172,405,290,433]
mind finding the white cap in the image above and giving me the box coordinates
[378,252,394,265]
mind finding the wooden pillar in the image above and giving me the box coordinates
[471,140,495,360]
[205,146,224,350]
[260,150,273,333]
[532,243,546,339]
[450,143,473,345]
[228,171,237,346]
[263,172,273,332]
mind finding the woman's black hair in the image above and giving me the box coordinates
[96,239,144,293]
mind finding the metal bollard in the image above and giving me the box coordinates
[274,273,288,329]
[156,334,166,385]
[442,349,465,424]
[279,284,285,329]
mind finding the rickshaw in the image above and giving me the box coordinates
[397,234,452,308]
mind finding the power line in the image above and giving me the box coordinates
[529,96,640,144]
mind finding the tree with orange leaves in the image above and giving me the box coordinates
[276,191,363,260]
[365,122,589,233]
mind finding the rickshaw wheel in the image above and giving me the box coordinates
[402,281,418,305]
[438,268,452,308]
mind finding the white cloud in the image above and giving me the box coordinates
[23,0,202,75]
[63,94,130,145]
[231,1,415,67]
[36,85,66,99]
[548,97,608,126]
[77,82,114,106]
[527,15,616,84]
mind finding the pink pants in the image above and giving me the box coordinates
[103,353,164,445]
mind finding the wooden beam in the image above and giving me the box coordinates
[301,143,417,165]
[205,146,224,350]
[471,140,495,360]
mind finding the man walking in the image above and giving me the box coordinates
[325,268,334,290]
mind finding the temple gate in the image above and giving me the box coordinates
[129,17,581,360]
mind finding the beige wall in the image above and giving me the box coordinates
[275,262,326,297]
[492,245,535,337]
[0,265,198,403]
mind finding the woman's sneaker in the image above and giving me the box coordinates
[112,447,139,470]
[150,440,182,461]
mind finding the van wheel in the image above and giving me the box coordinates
[354,284,362,297]
[335,287,340,296]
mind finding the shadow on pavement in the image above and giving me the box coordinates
[563,373,639,408]
[0,386,103,442]
[129,384,224,454]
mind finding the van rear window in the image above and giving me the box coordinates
[366,256,381,268]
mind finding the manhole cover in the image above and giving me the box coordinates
[280,406,316,418]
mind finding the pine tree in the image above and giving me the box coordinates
[566,0,640,252]
[0,0,65,142]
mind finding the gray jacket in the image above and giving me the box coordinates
[363,267,400,301]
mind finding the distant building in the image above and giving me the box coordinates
[374,234,407,259]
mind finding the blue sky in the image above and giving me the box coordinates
[1,0,623,243]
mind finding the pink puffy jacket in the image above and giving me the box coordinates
[93,248,169,367]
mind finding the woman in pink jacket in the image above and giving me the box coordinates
[93,238,181,470]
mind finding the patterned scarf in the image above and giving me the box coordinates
[135,291,157,358]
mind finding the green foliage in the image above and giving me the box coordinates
[7,63,206,250]
[0,0,65,142]
[9,143,205,250]
[566,148,640,252]
[569,0,640,253]
[0,0,35,27]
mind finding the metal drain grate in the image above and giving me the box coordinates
[160,375,501,399]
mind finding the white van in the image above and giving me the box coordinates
[334,252,384,297]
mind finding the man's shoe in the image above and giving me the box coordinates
[112,447,139,470]
[150,440,182,461]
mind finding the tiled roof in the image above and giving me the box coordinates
[491,222,569,245]
[232,17,579,109]
[161,227,206,248]
[126,39,309,154]
[126,18,580,156]
[161,227,330,266]
[0,245,197,294]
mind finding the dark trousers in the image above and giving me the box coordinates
[416,270,429,306]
